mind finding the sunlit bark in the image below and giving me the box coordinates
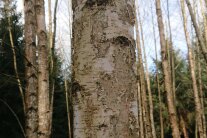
[72,0,139,137]
[35,0,50,137]
[24,0,38,137]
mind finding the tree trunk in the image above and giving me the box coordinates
[166,0,176,104]
[48,0,53,135]
[197,1,207,134]
[64,79,72,138]
[195,123,198,138]
[199,0,207,45]
[204,0,207,9]
[150,5,164,138]
[155,0,180,137]
[136,2,156,138]
[197,46,207,138]
[7,7,26,115]
[180,115,189,138]
[135,22,152,138]
[48,0,53,56]
[24,0,38,137]
[48,0,59,135]
[72,0,139,137]
[137,80,144,138]
[185,0,207,63]
[5,2,26,115]
[135,6,152,138]
[35,0,50,137]
[180,1,205,138]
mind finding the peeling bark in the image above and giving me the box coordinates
[72,0,139,137]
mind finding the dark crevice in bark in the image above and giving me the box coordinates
[114,36,132,47]
[98,123,108,129]
[86,0,111,7]
[72,81,85,94]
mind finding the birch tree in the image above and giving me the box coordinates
[35,0,50,137]
[24,0,38,137]
[72,0,139,137]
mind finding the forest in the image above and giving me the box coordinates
[0,0,207,138]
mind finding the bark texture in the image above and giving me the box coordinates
[35,0,50,137]
[72,0,139,137]
[155,0,180,137]
[24,0,38,137]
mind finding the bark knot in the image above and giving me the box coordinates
[114,36,131,47]
[85,0,111,7]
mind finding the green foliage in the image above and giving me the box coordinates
[0,2,25,138]
[151,49,207,137]
[51,53,70,138]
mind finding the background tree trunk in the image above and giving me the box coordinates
[180,115,189,138]
[8,16,25,116]
[181,1,206,138]
[64,79,72,138]
[135,12,152,138]
[137,80,144,138]
[197,46,206,138]
[150,4,164,138]
[135,2,156,137]
[166,0,176,104]
[185,0,207,63]
[155,0,180,137]
[48,0,59,135]
[197,51,207,138]
[24,0,38,137]
[35,0,50,137]
[72,0,139,137]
